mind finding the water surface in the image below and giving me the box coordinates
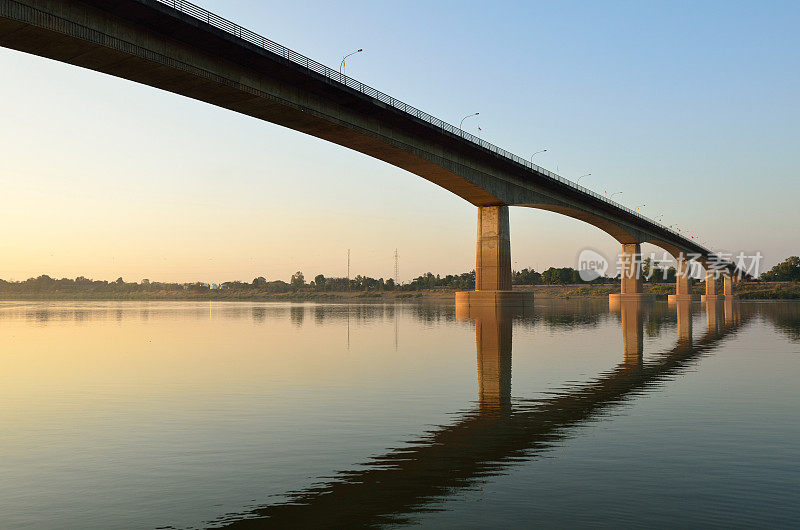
[0,299,798,528]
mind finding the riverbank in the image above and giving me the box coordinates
[2,282,797,301]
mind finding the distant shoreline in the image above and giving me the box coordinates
[1,282,797,301]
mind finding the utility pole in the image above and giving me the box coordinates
[394,249,399,285]
[393,249,399,351]
[347,248,351,349]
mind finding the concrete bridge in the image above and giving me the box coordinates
[0,0,742,300]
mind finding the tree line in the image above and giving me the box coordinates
[0,256,796,298]
[0,266,611,298]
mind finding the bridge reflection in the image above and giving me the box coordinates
[212,299,751,528]
[455,303,519,410]
[613,298,645,364]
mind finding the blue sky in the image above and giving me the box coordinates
[0,0,797,282]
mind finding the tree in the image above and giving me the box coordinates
[566,268,580,283]
[290,271,305,289]
[540,267,581,284]
[314,274,326,290]
[401,271,474,291]
[252,276,268,288]
[513,268,541,285]
[761,256,800,282]
[541,267,561,284]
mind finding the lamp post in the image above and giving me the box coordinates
[576,173,591,186]
[459,112,479,134]
[340,48,363,76]
[610,191,622,200]
[530,149,547,163]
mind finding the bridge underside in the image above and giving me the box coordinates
[0,0,500,205]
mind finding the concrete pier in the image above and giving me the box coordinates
[456,206,533,308]
[609,243,653,302]
[476,206,511,291]
[668,255,696,302]
[701,269,725,302]
[723,274,734,298]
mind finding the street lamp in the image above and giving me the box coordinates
[459,112,479,133]
[340,48,363,76]
[530,149,547,163]
[577,173,591,185]
[610,191,622,200]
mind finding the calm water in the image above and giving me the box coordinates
[1,299,798,528]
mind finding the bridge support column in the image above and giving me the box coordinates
[668,254,696,302]
[456,206,533,309]
[476,205,511,291]
[609,243,652,302]
[701,269,725,302]
[723,274,734,298]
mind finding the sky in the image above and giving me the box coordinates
[1,0,798,283]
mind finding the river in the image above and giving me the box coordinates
[1,299,798,528]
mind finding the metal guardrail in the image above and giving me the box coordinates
[156,0,703,250]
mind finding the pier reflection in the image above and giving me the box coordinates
[677,299,693,345]
[706,299,721,336]
[455,302,529,410]
[609,298,645,365]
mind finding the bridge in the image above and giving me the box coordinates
[0,0,743,302]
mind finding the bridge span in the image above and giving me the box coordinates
[0,0,742,301]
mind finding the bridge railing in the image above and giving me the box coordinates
[157,0,700,249]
